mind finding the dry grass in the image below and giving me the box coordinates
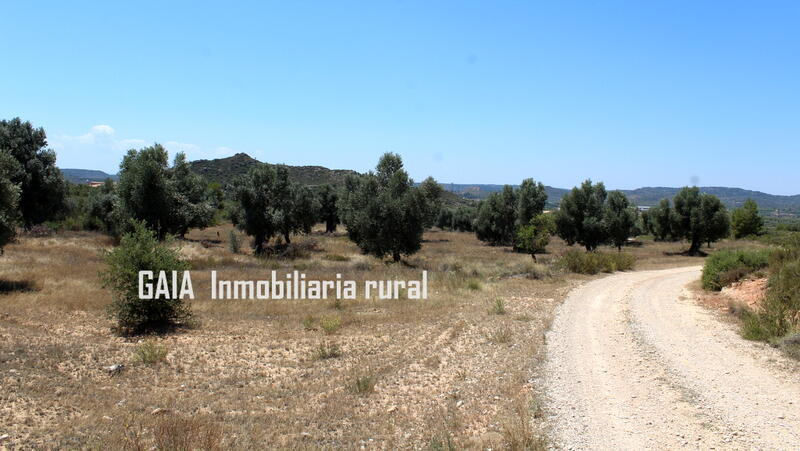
[0,223,748,448]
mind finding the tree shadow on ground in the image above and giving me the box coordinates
[0,279,37,294]
[663,249,708,257]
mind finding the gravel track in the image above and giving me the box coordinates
[542,266,800,450]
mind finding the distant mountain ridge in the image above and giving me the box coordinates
[444,183,800,215]
[188,153,359,186]
[61,168,118,184]
[61,154,800,216]
[188,153,467,206]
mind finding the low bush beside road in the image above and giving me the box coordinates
[701,248,772,291]
[740,245,800,343]
[560,249,635,275]
[702,237,800,352]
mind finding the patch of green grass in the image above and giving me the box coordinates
[134,339,168,365]
[738,245,800,350]
[314,342,342,360]
[320,315,342,335]
[466,279,481,290]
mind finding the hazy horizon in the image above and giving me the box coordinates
[2,2,798,194]
[58,154,800,197]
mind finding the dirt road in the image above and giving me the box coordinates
[542,266,800,450]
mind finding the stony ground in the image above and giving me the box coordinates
[0,227,767,449]
[0,227,576,449]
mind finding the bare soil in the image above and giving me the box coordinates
[0,227,574,449]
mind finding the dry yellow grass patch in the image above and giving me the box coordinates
[0,225,751,448]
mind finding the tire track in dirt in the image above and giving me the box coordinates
[542,266,800,450]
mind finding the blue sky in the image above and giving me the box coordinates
[1,1,798,194]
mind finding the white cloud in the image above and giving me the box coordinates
[49,125,237,172]
[90,124,115,135]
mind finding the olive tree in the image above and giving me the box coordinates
[474,178,548,247]
[87,178,119,235]
[516,178,547,227]
[0,151,21,253]
[731,199,764,238]
[699,194,731,248]
[436,207,454,230]
[646,199,676,241]
[338,153,428,262]
[516,213,555,261]
[286,184,319,243]
[116,145,214,239]
[555,180,608,251]
[0,118,67,227]
[169,153,216,237]
[671,187,729,253]
[474,185,517,245]
[317,184,340,233]
[452,206,477,232]
[604,190,637,251]
[419,176,444,229]
[230,164,319,253]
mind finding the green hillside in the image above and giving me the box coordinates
[63,156,798,216]
[188,153,359,186]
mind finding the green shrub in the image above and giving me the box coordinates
[101,220,192,335]
[315,342,342,360]
[228,229,241,254]
[134,339,169,365]
[467,279,481,290]
[740,310,777,341]
[560,249,635,274]
[320,315,342,335]
[738,245,800,345]
[760,258,800,337]
[701,248,772,291]
[302,315,316,331]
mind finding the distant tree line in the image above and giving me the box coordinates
[554,180,638,252]
[223,152,444,261]
[640,187,739,253]
[436,205,478,232]
[469,178,755,255]
[0,117,766,263]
